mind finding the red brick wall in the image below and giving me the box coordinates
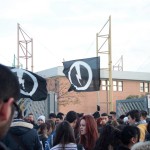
[46,77,149,115]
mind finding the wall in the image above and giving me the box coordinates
[46,77,149,115]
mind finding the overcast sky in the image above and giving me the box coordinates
[0,0,150,72]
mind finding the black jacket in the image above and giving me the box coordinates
[2,119,42,150]
[0,142,10,150]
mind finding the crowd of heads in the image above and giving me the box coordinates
[0,64,150,150]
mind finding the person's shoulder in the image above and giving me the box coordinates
[138,123,147,130]
[50,144,60,150]
[0,142,10,150]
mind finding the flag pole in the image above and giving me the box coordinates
[96,33,100,110]
[108,16,113,111]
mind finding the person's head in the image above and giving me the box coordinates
[121,126,140,149]
[77,113,84,118]
[28,113,34,122]
[65,111,78,129]
[55,113,63,125]
[140,110,147,121]
[45,119,55,132]
[109,111,117,121]
[53,121,75,147]
[49,113,56,122]
[0,64,20,139]
[39,123,49,136]
[57,112,64,118]
[118,114,126,124]
[80,115,99,150]
[127,110,141,125]
[101,113,109,124]
[93,111,100,120]
[37,115,45,125]
[94,125,122,150]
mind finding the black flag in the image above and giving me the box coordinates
[63,57,100,92]
[10,67,48,101]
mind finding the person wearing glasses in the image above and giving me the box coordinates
[0,64,20,150]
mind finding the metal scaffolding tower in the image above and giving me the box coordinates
[17,23,33,71]
[96,16,113,112]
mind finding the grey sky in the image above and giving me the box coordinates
[0,0,150,72]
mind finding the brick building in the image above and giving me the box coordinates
[37,66,150,115]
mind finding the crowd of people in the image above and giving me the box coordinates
[2,108,150,150]
[1,64,150,150]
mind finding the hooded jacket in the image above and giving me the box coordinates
[2,119,42,150]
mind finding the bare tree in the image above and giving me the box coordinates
[47,77,85,106]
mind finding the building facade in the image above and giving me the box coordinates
[37,66,150,115]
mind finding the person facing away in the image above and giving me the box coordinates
[65,111,78,129]
[94,124,122,150]
[79,115,99,150]
[65,111,79,143]
[117,126,140,150]
[2,109,42,150]
[0,64,20,150]
[50,120,84,150]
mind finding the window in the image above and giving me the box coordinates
[102,80,107,90]
[118,81,123,91]
[140,82,144,92]
[101,80,123,91]
[113,81,117,91]
[140,82,149,92]
[145,83,149,92]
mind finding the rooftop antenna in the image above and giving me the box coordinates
[113,55,123,71]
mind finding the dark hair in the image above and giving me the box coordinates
[28,113,33,116]
[77,113,84,118]
[49,113,56,119]
[65,111,77,123]
[94,125,121,150]
[119,115,125,120]
[0,64,20,102]
[53,121,75,149]
[101,113,108,117]
[121,126,140,145]
[126,110,141,122]
[56,113,63,120]
[57,112,64,116]
[93,111,100,119]
[140,110,147,118]
[147,121,150,133]
[110,111,116,115]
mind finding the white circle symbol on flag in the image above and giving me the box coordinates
[11,68,38,96]
[68,61,92,90]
